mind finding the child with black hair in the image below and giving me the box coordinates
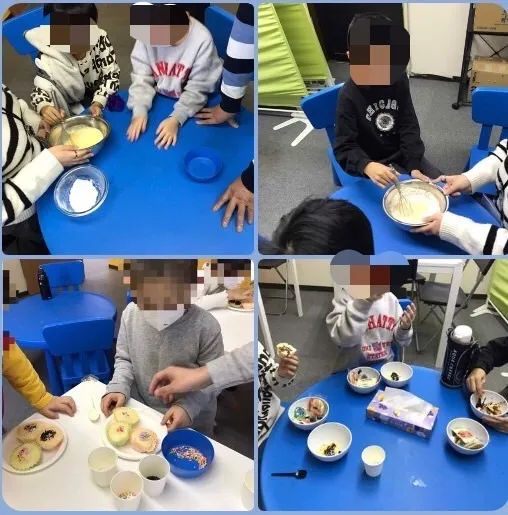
[334,12,442,188]
[262,198,375,255]
[26,3,120,125]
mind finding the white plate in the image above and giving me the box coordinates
[2,419,68,475]
[102,408,167,461]
[227,302,254,312]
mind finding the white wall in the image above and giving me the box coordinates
[3,260,27,296]
[259,259,494,295]
[406,3,508,79]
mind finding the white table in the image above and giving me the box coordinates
[211,308,254,353]
[2,381,253,511]
[417,259,465,369]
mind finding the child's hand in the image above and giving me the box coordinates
[364,162,398,188]
[466,368,487,397]
[162,405,191,432]
[399,302,416,330]
[410,170,431,183]
[483,415,508,434]
[278,355,299,379]
[101,392,126,417]
[41,105,65,126]
[36,120,51,140]
[227,286,253,302]
[39,395,76,419]
[90,102,103,118]
[155,117,179,149]
[433,174,472,197]
[127,115,147,142]
[411,212,443,236]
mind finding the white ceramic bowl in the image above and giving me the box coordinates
[307,422,352,462]
[288,396,329,431]
[380,362,413,388]
[347,367,381,394]
[446,417,489,455]
[470,390,508,420]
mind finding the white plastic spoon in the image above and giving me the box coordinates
[89,397,100,422]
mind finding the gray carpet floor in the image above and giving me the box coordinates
[259,61,502,238]
[259,287,508,403]
[2,260,253,459]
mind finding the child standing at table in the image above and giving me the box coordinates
[126,3,222,149]
[101,260,224,436]
[26,3,120,124]
[334,12,442,187]
[326,288,416,370]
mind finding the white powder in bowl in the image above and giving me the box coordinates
[68,178,99,213]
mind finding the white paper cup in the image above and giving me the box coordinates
[88,447,118,487]
[138,455,169,497]
[110,471,143,511]
[241,468,254,510]
[361,445,386,477]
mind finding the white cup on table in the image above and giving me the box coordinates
[88,447,117,487]
[361,445,386,478]
[110,471,143,511]
[138,455,169,497]
[241,468,254,510]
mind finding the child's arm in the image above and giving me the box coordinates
[104,315,135,400]
[258,345,296,390]
[195,291,228,311]
[326,291,372,348]
[92,33,121,109]
[171,37,223,126]
[30,86,53,115]
[127,41,157,118]
[398,76,425,174]
[393,301,413,348]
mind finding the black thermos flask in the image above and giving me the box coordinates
[37,267,52,300]
[440,325,478,388]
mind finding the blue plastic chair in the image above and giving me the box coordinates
[467,87,508,195]
[301,83,360,187]
[40,260,85,291]
[42,318,114,395]
[2,6,44,60]
[205,6,235,60]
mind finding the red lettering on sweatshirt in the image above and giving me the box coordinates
[152,61,189,80]
[368,314,396,332]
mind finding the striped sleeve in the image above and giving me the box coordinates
[463,139,507,193]
[220,4,254,114]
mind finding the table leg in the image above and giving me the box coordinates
[289,260,303,318]
[435,264,463,369]
[45,351,63,396]
[258,291,275,357]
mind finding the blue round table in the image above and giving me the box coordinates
[260,366,508,511]
[331,176,499,255]
[3,291,117,395]
[37,92,254,255]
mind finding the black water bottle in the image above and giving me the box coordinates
[37,267,52,301]
[441,325,478,388]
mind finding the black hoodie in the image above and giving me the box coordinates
[472,337,508,375]
[333,75,425,177]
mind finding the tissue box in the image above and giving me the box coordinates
[366,390,439,438]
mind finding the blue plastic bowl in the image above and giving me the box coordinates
[161,429,214,478]
[54,165,108,217]
[184,147,223,182]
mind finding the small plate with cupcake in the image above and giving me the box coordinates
[102,406,167,461]
[2,418,68,474]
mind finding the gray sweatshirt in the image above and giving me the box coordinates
[326,291,413,371]
[106,303,223,435]
[127,17,222,125]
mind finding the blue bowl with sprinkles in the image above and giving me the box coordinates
[184,147,223,182]
[161,429,214,478]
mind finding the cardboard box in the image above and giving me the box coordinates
[474,3,508,33]
[468,56,508,102]
[366,390,439,439]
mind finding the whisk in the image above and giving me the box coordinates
[389,164,412,216]
[51,89,75,147]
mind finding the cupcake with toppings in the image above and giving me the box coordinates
[130,428,158,453]
[37,425,64,451]
[108,422,131,447]
[113,407,140,426]
[16,421,46,443]
[9,442,42,471]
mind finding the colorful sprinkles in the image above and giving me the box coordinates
[169,445,208,469]
[118,490,137,500]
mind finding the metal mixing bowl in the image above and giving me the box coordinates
[48,115,110,157]
[383,179,449,231]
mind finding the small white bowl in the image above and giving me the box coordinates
[347,367,381,394]
[288,396,329,431]
[380,362,413,388]
[307,422,352,462]
[446,417,489,455]
[470,390,508,420]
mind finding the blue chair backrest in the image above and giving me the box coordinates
[2,6,44,60]
[43,318,114,357]
[301,83,344,146]
[126,290,133,305]
[205,6,235,60]
[472,87,508,149]
[40,260,85,291]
